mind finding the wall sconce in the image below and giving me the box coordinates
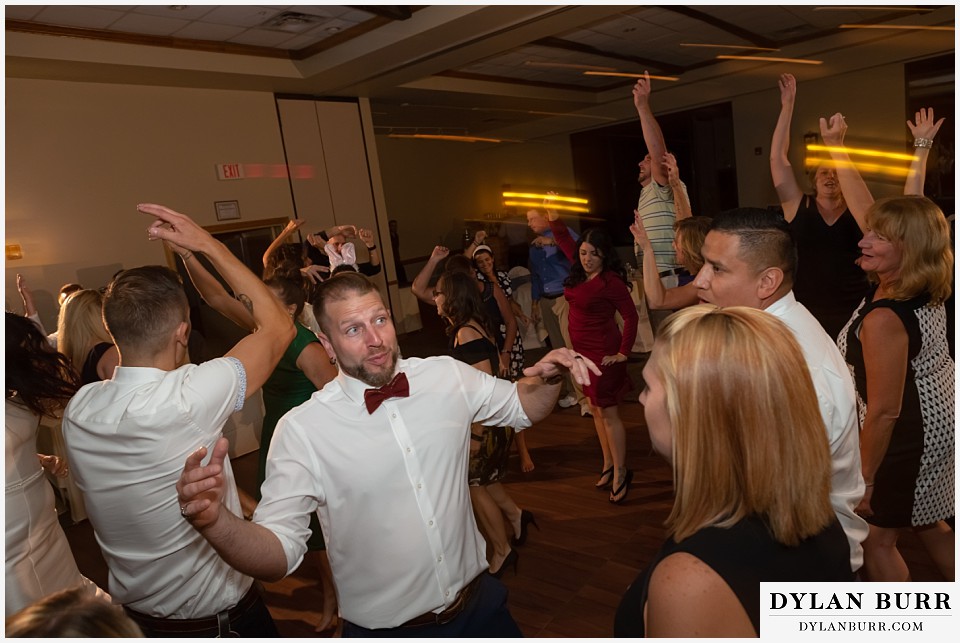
[6,244,23,260]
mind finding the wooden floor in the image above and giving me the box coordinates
[62,329,948,637]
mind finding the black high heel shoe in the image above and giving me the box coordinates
[595,466,614,490]
[491,549,519,579]
[609,469,633,504]
[512,510,539,547]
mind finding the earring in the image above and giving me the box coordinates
[329,357,337,365]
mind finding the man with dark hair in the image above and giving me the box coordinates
[694,206,867,574]
[63,203,294,637]
[176,271,601,637]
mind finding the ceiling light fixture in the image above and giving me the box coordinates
[388,134,504,144]
[524,61,617,72]
[680,43,779,51]
[583,71,680,81]
[717,55,823,65]
[838,24,953,31]
[502,191,589,205]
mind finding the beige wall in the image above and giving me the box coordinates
[733,63,910,209]
[373,134,576,262]
[5,78,294,329]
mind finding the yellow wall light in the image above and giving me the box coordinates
[502,191,589,205]
[806,144,918,162]
[504,200,590,213]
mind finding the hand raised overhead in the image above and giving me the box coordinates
[140,204,215,255]
[907,107,945,142]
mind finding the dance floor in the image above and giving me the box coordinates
[62,329,947,637]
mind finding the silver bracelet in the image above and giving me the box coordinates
[914,137,934,149]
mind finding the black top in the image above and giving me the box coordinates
[789,196,869,339]
[614,515,852,637]
[448,323,498,375]
[81,342,113,385]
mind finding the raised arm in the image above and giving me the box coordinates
[770,73,804,221]
[664,152,692,221]
[518,348,600,422]
[411,245,449,304]
[141,203,294,397]
[630,212,698,310]
[633,71,669,186]
[177,438,289,581]
[262,219,306,269]
[166,240,256,332]
[357,228,382,276]
[16,274,46,334]
[464,229,487,258]
[820,113,873,232]
[904,107,945,196]
[543,194,577,264]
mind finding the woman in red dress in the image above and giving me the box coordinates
[546,203,639,503]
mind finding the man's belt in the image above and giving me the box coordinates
[541,292,563,300]
[658,267,686,278]
[123,582,260,635]
[398,574,484,628]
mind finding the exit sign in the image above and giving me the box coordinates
[216,163,245,180]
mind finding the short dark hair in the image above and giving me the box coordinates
[312,272,380,335]
[103,266,188,356]
[263,276,306,319]
[444,254,473,276]
[709,208,797,285]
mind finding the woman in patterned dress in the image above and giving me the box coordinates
[837,196,954,581]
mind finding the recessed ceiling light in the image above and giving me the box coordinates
[716,55,823,65]
[326,26,341,33]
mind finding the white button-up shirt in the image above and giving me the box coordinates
[62,358,253,617]
[766,291,867,572]
[254,356,531,629]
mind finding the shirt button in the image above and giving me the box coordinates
[445,590,450,597]
[406,447,411,453]
[429,520,434,526]
[417,483,422,490]
[437,555,443,562]
[391,413,397,419]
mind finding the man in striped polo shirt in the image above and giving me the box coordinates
[631,71,692,331]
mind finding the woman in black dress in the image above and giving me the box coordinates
[434,270,536,576]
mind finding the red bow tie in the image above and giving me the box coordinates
[363,372,410,414]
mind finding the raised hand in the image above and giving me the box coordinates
[284,219,306,234]
[430,245,450,262]
[632,71,652,110]
[176,437,229,530]
[140,204,215,255]
[358,228,375,247]
[473,230,487,246]
[663,152,680,183]
[778,73,797,107]
[338,225,358,239]
[819,113,847,147]
[630,210,652,249]
[907,107,945,142]
[301,264,328,284]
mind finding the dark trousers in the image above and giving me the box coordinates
[342,573,522,638]
[124,585,279,638]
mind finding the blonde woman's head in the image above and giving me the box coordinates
[642,304,833,546]
[56,289,112,370]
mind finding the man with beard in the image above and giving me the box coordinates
[175,271,600,637]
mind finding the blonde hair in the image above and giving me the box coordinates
[673,216,712,273]
[57,289,113,371]
[865,196,953,305]
[652,305,834,546]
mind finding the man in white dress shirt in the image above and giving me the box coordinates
[176,270,599,637]
[62,203,294,636]
[693,207,868,573]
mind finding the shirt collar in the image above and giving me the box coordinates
[763,290,797,317]
[335,359,408,407]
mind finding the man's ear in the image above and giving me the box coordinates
[317,331,336,362]
[757,267,785,300]
[175,320,190,347]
